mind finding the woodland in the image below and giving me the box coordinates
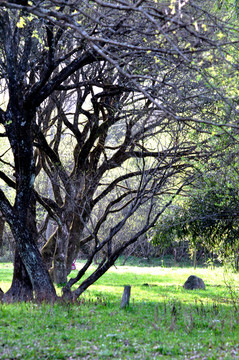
[0,0,238,303]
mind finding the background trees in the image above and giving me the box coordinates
[152,162,239,270]
[0,0,238,301]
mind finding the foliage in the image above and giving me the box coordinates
[152,167,239,269]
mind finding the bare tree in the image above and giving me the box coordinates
[0,0,237,301]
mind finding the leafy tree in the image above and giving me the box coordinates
[152,164,239,270]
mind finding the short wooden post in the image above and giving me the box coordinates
[120,285,131,308]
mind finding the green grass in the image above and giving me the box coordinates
[0,260,239,359]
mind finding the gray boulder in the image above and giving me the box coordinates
[183,275,205,290]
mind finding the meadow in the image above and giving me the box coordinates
[0,258,239,360]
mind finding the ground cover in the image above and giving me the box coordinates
[0,260,239,360]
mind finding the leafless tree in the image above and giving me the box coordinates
[0,0,238,301]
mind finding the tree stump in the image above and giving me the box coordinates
[120,285,131,308]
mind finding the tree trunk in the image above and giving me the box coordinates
[11,222,57,302]
[3,249,33,302]
[42,213,86,282]
[66,214,86,271]
[193,249,197,269]
[41,231,57,269]
[52,224,69,284]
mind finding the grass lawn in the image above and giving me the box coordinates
[0,259,239,359]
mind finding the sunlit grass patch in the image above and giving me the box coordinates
[70,262,239,305]
[0,261,239,359]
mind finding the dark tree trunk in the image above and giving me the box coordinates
[1,97,57,301]
[10,222,57,302]
[3,249,33,302]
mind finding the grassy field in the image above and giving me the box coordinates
[0,259,239,359]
